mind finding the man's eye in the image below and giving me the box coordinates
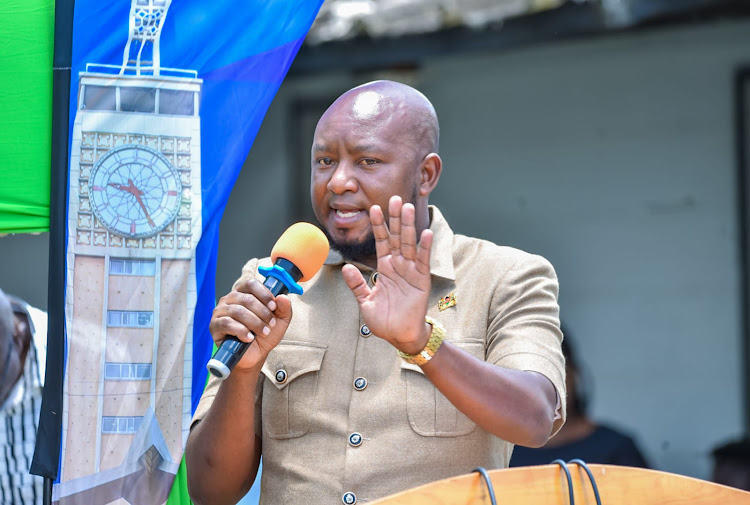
[317,157,334,166]
[360,158,378,165]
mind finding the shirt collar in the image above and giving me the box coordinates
[324,205,456,281]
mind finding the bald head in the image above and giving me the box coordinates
[324,80,440,156]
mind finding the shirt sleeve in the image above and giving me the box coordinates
[485,252,567,437]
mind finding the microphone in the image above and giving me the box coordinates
[206,222,329,380]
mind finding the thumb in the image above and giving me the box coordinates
[273,294,293,325]
[342,264,370,304]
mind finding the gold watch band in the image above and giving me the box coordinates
[398,316,446,366]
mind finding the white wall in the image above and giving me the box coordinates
[219,18,750,480]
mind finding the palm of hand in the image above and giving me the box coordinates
[358,253,430,346]
[342,196,434,352]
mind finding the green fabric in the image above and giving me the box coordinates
[0,0,55,234]
[167,457,193,505]
[166,342,218,505]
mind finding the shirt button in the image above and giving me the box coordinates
[342,492,357,504]
[353,377,367,391]
[348,432,363,447]
[274,369,287,384]
[369,271,379,284]
[359,324,371,338]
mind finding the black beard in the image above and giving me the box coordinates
[324,229,377,263]
[324,185,419,262]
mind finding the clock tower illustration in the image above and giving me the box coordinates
[59,0,202,502]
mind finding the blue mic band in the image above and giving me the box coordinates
[258,264,304,295]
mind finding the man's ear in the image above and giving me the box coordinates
[419,153,442,196]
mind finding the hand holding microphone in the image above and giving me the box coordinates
[207,223,329,379]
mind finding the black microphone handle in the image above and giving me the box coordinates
[207,259,301,380]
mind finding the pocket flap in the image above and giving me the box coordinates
[261,341,327,391]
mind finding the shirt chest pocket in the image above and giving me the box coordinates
[401,339,484,437]
[260,341,327,440]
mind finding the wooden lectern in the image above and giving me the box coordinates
[370,464,750,504]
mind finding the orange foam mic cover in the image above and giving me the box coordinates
[271,222,330,282]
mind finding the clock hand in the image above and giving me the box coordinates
[127,178,156,228]
[109,181,144,195]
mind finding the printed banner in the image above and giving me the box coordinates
[48,1,322,503]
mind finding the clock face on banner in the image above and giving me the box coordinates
[89,145,182,238]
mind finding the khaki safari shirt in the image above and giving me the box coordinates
[193,206,566,504]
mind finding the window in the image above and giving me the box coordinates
[83,85,116,111]
[159,89,195,116]
[102,416,143,434]
[110,259,156,276]
[107,310,154,328]
[105,363,152,380]
[120,87,156,113]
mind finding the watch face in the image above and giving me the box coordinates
[89,145,182,238]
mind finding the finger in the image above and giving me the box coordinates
[342,264,371,304]
[272,294,293,324]
[370,205,391,259]
[234,278,277,311]
[231,292,276,325]
[213,285,277,334]
[215,302,273,341]
[209,315,255,344]
[400,203,417,261]
[415,228,433,276]
[388,195,402,255]
[216,290,276,335]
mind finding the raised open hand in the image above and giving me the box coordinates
[342,195,433,354]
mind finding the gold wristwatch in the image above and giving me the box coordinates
[398,316,446,366]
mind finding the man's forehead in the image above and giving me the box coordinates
[314,112,403,150]
[312,141,382,153]
[313,120,410,155]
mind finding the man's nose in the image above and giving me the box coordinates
[327,162,357,194]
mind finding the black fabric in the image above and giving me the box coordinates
[30,0,75,482]
[509,424,650,468]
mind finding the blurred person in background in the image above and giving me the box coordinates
[0,288,47,504]
[711,437,750,490]
[510,327,649,468]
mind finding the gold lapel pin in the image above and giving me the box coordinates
[438,292,457,311]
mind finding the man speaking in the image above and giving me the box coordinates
[185,80,566,505]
